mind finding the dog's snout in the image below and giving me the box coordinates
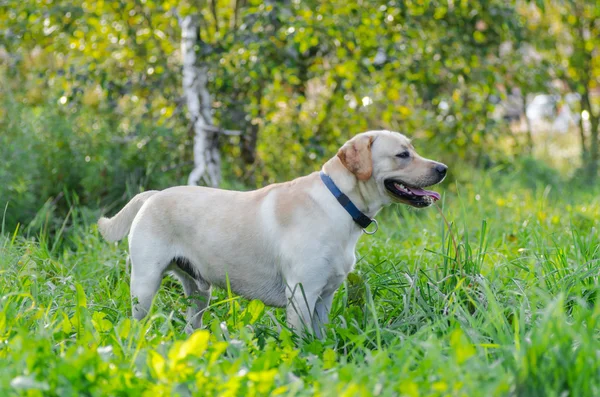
[435,163,447,176]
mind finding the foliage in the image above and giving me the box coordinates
[2,0,570,229]
[0,96,187,232]
[2,0,540,185]
[2,169,600,396]
[521,0,600,178]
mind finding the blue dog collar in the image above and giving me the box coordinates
[319,171,378,234]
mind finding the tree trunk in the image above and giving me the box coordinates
[521,91,534,155]
[241,123,259,166]
[239,89,262,169]
[580,88,598,181]
[180,14,221,187]
[589,116,599,181]
[578,97,589,165]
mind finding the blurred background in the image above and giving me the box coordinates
[0,0,598,232]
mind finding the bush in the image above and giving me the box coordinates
[0,97,188,232]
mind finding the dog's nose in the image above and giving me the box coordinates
[435,163,447,176]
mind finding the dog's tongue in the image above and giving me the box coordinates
[407,186,441,201]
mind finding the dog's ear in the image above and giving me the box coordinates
[337,135,374,181]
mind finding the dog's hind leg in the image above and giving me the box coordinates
[170,259,211,333]
[129,237,171,322]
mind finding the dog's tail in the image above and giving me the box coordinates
[98,190,159,242]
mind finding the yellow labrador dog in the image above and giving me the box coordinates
[98,130,447,336]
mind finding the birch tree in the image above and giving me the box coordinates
[179,14,221,187]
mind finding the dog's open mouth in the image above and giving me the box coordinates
[384,180,441,207]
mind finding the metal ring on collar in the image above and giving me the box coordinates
[362,219,378,235]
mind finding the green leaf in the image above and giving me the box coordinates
[92,311,112,332]
[75,283,87,308]
[323,348,336,370]
[244,299,265,324]
[148,350,167,380]
[61,312,72,334]
[170,330,210,362]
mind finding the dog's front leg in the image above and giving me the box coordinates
[285,282,319,337]
[312,293,334,339]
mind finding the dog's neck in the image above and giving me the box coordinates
[322,157,387,218]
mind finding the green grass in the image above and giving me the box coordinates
[2,167,600,396]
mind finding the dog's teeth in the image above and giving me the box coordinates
[394,183,414,194]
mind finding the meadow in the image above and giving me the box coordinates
[2,161,599,397]
[2,0,600,394]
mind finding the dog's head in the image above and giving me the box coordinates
[337,130,447,208]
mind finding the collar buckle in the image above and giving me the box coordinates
[362,219,378,235]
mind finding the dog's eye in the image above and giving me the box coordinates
[396,151,410,159]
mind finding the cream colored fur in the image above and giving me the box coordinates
[98,130,447,336]
[98,190,159,242]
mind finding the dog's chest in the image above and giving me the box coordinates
[314,243,358,296]
[229,271,287,308]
